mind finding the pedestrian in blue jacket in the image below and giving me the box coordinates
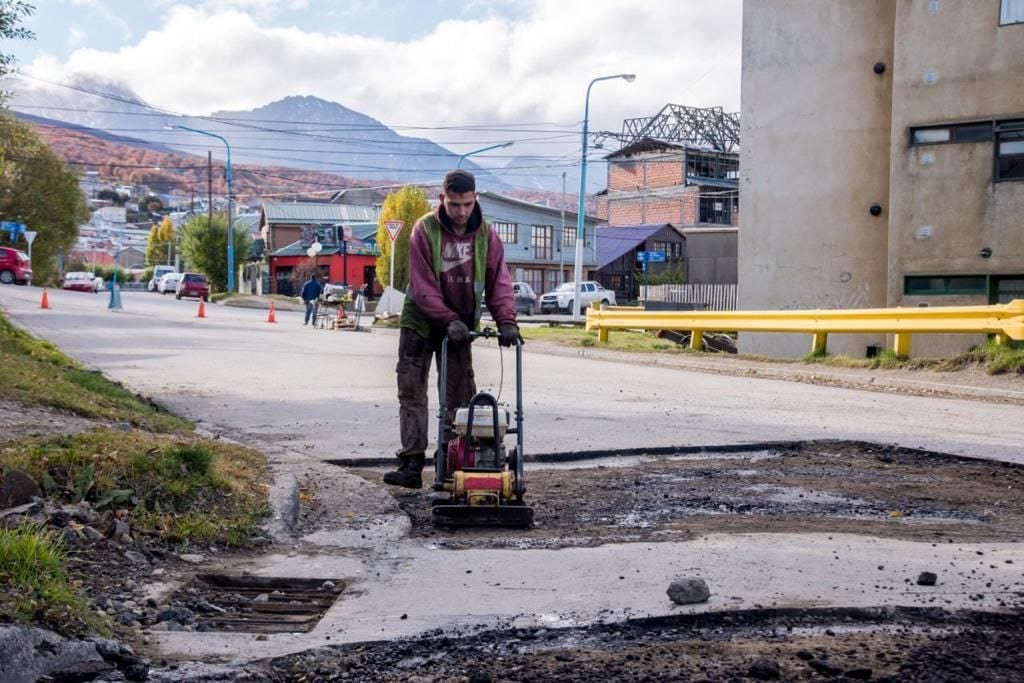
[301,273,323,326]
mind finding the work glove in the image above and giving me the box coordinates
[498,322,521,348]
[447,319,470,344]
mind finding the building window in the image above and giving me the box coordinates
[520,268,544,295]
[531,225,552,260]
[996,123,1024,181]
[910,122,993,145]
[493,221,517,243]
[904,275,987,295]
[698,195,732,224]
[1001,0,1024,25]
[563,224,576,249]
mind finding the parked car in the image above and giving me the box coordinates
[512,281,538,316]
[539,281,616,313]
[0,246,32,285]
[61,271,101,293]
[148,265,178,291]
[175,272,209,301]
[157,272,182,294]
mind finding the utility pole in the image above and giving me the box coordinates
[207,151,213,230]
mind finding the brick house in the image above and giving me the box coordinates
[597,134,739,285]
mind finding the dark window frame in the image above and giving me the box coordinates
[563,224,576,249]
[904,275,988,296]
[1000,0,1024,25]
[995,122,1024,182]
[909,121,994,146]
[493,221,518,244]
[531,224,553,260]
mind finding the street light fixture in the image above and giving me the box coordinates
[164,123,235,292]
[456,141,515,169]
[572,73,635,320]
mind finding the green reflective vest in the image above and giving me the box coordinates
[400,212,489,337]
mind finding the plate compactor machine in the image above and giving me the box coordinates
[430,328,534,528]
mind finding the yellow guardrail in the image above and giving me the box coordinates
[585,299,1024,356]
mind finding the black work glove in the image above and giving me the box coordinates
[447,319,470,344]
[498,322,521,348]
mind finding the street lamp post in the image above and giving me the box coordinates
[456,141,515,169]
[166,124,234,292]
[573,73,635,320]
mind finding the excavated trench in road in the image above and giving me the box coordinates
[343,440,1024,551]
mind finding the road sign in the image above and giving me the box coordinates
[23,231,37,247]
[384,220,404,242]
[637,250,666,263]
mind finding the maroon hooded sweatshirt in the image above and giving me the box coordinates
[405,202,516,331]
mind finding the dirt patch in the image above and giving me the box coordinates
[258,607,1024,682]
[0,399,107,445]
[351,441,1024,550]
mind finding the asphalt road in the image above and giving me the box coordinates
[2,284,1022,463]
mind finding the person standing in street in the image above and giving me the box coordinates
[301,272,322,326]
[384,169,520,489]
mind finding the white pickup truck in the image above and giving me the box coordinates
[539,281,616,313]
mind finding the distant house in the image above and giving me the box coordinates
[259,201,377,253]
[268,222,380,297]
[476,191,602,296]
[115,246,146,268]
[594,224,686,302]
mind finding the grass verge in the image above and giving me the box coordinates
[520,325,679,353]
[804,341,1024,375]
[2,429,270,547]
[0,524,109,636]
[0,313,191,433]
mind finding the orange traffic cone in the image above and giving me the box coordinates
[266,302,277,323]
[196,298,207,318]
[40,288,50,309]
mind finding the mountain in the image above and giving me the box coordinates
[3,77,509,188]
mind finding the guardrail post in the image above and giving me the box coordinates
[893,332,912,357]
[994,332,1012,346]
[598,326,609,343]
[811,332,828,356]
[690,329,703,351]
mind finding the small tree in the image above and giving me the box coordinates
[145,216,175,266]
[0,1,34,108]
[179,214,251,292]
[375,185,430,292]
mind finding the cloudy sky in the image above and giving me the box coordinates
[10,0,741,160]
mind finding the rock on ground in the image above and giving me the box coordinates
[667,578,710,605]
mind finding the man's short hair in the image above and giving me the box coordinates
[443,169,476,194]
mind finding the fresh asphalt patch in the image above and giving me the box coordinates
[346,440,1024,551]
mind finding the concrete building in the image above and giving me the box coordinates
[740,0,1024,358]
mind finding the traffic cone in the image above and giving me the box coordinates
[40,288,50,309]
[196,298,207,318]
[266,302,277,324]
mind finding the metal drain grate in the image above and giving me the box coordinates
[176,574,345,633]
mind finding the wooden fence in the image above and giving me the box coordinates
[643,284,737,311]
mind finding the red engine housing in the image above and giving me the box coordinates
[447,436,474,472]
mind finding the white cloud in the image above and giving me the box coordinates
[24,1,741,151]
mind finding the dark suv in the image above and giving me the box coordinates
[175,272,210,301]
[0,246,32,285]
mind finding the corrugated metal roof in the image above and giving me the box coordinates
[262,201,377,223]
[596,224,677,268]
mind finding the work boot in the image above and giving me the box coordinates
[383,455,425,489]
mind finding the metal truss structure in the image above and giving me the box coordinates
[618,104,740,153]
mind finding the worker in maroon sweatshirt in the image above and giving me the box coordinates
[385,169,519,489]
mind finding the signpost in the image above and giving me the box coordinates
[22,231,37,285]
[636,250,666,303]
[383,220,404,315]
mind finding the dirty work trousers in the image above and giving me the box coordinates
[396,326,476,460]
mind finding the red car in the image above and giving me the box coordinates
[61,271,101,293]
[0,246,32,285]
[176,272,210,301]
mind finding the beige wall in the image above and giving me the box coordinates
[887,0,1024,317]
[739,0,896,358]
